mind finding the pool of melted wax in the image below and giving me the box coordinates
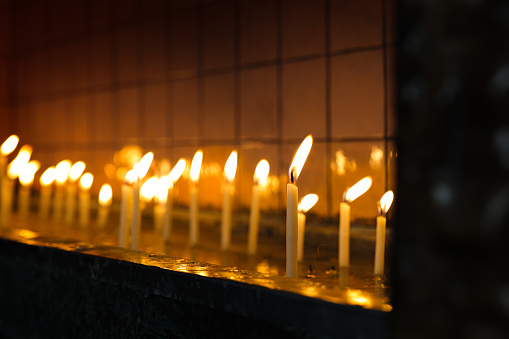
[3,213,391,312]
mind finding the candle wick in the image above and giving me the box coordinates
[290,168,296,184]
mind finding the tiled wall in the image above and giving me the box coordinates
[5,0,396,221]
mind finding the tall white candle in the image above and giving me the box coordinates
[18,160,40,218]
[65,161,85,224]
[97,183,112,229]
[248,159,270,255]
[297,193,318,262]
[339,177,372,268]
[286,135,313,278]
[163,158,186,244]
[78,172,93,227]
[53,160,71,221]
[221,151,237,251]
[375,190,394,276]
[39,167,56,220]
[119,170,135,248]
[189,150,203,247]
[154,184,167,234]
[131,152,154,251]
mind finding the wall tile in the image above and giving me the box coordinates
[33,101,53,144]
[90,0,110,31]
[69,40,89,91]
[282,58,326,139]
[203,73,234,141]
[240,66,277,139]
[91,33,113,88]
[117,87,139,142]
[143,83,167,139]
[47,98,72,144]
[141,20,166,82]
[387,47,396,137]
[116,27,138,84]
[50,45,72,94]
[34,50,53,97]
[240,0,277,64]
[331,50,384,138]
[91,92,113,144]
[15,1,44,51]
[0,58,6,101]
[16,55,35,99]
[171,3,197,72]
[386,0,397,44]
[142,0,166,20]
[0,10,9,52]
[113,0,137,25]
[70,95,90,143]
[203,0,234,70]
[172,78,199,141]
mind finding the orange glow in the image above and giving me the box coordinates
[288,135,313,183]
[254,159,270,186]
[19,160,41,186]
[1,135,19,156]
[79,172,94,190]
[55,160,72,185]
[140,176,158,202]
[98,184,113,206]
[134,152,154,180]
[125,169,137,185]
[169,158,186,183]
[346,290,373,308]
[344,177,372,203]
[298,194,318,213]
[379,190,394,215]
[69,161,86,182]
[223,151,238,183]
[40,167,56,187]
[190,150,203,183]
[154,183,168,204]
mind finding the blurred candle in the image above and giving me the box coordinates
[0,135,19,179]
[189,150,203,247]
[78,172,93,227]
[119,170,136,248]
[154,183,167,235]
[140,176,158,230]
[54,160,71,222]
[221,151,238,251]
[162,158,186,244]
[97,183,112,229]
[247,159,270,255]
[39,166,56,220]
[375,190,393,276]
[65,161,85,224]
[18,160,40,218]
[131,152,153,250]
[340,177,372,268]
[297,194,318,262]
[286,135,313,278]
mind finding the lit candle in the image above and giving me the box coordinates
[119,170,136,248]
[286,135,313,278]
[53,160,71,222]
[131,152,154,251]
[247,159,270,255]
[39,167,56,220]
[162,158,186,244]
[65,161,85,224]
[18,160,40,218]
[221,151,238,251]
[140,176,158,229]
[0,135,19,179]
[78,172,93,227]
[339,176,372,268]
[97,183,112,229]
[375,190,393,276]
[189,150,203,247]
[297,193,318,262]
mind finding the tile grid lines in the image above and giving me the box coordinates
[276,0,283,211]
[135,0,146,145]
[109,0,120,150]
[382,0,389,192]
[324,0,333,216]
[196,0,205,143]
[164,1,174,160]
[233,0,242,199]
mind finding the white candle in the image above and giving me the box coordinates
[221,150,237,251]
[78,172,93,227]
[65,161,85,224]
[189,150,203,247]
[0,135,19,180]
[119,171,135,248]
[154,184,167,234]
[131,152,154,251]
[375,190,394,276]
[39,167,56,220]
[286,135,313,278]
[53,160,71,221]
[339,176,372,268]
[163,158,186,244]
[18,160,40,218]
[248,159,270,255]
[297,193,318,262]
[97,183,112,229]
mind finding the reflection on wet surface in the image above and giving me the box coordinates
[1,210,392,311]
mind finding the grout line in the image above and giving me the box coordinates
[196,0,205,143]
[276,0,283,212]
[382,0,389,192]
[324,0,332,217]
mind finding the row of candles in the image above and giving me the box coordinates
[0,134,393,279]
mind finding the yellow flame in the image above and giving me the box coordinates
[69,161,86,182]
[380,190,394,214]
[1,135,19,156]
[98,184,113,206]
[19,160,41,186]
[288,135,313,182]
[224,151,238,183]
[7,146,33,180]
[134,152,154,180]
[254,159,270,186]
[190,150,203,183]
[55,160,72,185]
[125,169,137,185]
[298,194,318,213]
[169,158,186,183]
[345,177,372,203]
[79,172,94,190]
[155,183,168,204]
[40,166,56,187]
[140,176,158,202]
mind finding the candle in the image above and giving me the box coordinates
[39,167,56,220]
[221,150,238,251]
[78,172,93,227]
[162,158,186,244]
[131,152,154,251]
[119,170,136,248]
[140,176,158,230]
[53,160,71,221]
[375,190,394,276]
[189,150,203,247]
[286,135,313,278]
[297,193,318,262]
[247,159,270,255]
[339,176,372,268]
[65,161,85,224]
[0,135,19,179]
[97,183,112,229]
[154,183,167,235]
[18,160,40,218]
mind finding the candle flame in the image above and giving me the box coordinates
[134,152,154,180]
[254,159,270,186]
[125,169,137,185]
[69,161,86,182]
[224,151,238,183]
[40,166,56,187]
[190,150,203,183]
[298,194,318,213]
[344,177,372,203]
[288,135,313,183]
[19,160,41,186]
[98,184,113,206]
[155,183,168,204]
[1,135,19,156]
[379,190,394,215]
[7,145,33,180]
[169,158,186,183]
[79,172,94,190]
[140,176,158,202]
[55,160,72,185]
